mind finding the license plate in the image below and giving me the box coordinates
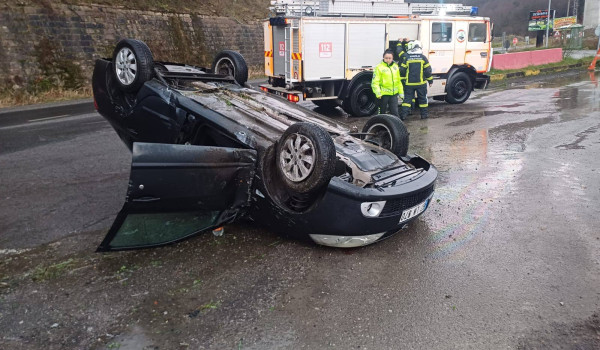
[399,199,428,223]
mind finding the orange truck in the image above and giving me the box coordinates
[261,7,493,116]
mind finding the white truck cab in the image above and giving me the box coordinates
[261,1,493,116]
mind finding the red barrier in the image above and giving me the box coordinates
[491,48,563,70]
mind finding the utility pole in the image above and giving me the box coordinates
[573,0,578,19]
[545,0,551,48]
[567,0,570,16]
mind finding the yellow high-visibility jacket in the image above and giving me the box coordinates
[371,61,404,98]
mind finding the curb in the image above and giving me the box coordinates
[489,62,589,82]
[0,98,95,127]
[0,97,94,115]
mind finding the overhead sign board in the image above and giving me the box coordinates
[528,9,555,31]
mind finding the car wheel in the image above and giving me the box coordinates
[362,114,409,157]
[211,50,249,85]
[445,72,472,104]
[312,99,339,110]
[276,122,336,194]
[344,82,378,117]
[112,39,154,93]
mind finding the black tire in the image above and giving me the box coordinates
[312,99,339,110]
[445,72,472,104]
[343,82,378,117]
[211,50,248,85]
[276,123,336,194]
[112,39,154,93]
[362,114,409,157]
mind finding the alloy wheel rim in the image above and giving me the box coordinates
[280,133,315,182]
[115,47,137,86]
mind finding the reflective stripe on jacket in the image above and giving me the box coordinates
[400,53,433,86]
[371,61,403,98]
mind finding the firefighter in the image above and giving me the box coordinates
[371,49,404,117]
[400,40,433,119]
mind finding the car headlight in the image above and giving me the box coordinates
[360,201,386,218]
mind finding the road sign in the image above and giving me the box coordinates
[513,37,518,45]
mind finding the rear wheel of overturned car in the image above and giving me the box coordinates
[445,72,472,104]
[211,50,249,86]
[112,39,154,93]
[276,123,336,194]
[362,114,409,157]
[344,82,378,117]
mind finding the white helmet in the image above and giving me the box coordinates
[407,40,423,54]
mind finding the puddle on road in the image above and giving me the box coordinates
[413,74,600,261]
[298,73,599,262]
[421,128,525,261]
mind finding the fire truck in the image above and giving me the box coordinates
[260,0,493,116]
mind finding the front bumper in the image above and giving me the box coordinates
[253,156,438,247]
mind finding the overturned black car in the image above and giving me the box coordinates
[92,39,437,251]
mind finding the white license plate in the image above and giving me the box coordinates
[399,199,429,223]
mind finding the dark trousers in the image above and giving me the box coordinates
[378,94,399,117]
[401,84,428,118]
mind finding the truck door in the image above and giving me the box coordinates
[465,21,490,73]
[273,25,286,77]
[388,22,420,57]
[428,21,455,74]
[348,23,386,69]
[303,22,346,80]
[453,20,468,65]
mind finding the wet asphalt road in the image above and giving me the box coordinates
[0,71,599,349]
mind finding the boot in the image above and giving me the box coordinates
[420,109,428,119]
[400,108,408,121]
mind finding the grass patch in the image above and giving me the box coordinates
[31,258,78,282]
[200,300,221,311]
[0,87,92,109]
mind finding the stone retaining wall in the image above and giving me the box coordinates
[0,3,264,88]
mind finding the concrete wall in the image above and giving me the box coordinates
[583,0,600,29]
[491,48,563,70]
[0,3,264,88]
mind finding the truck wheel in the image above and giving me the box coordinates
[344,82,378,117]
[362,114,409,157]
[112,39,154,93]
[276,123,336,194]
[445,72,472,104]
[212,50,248,85]
[312,99,339,110]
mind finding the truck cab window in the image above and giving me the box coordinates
[469,23,487,42]
[432,22,452,42]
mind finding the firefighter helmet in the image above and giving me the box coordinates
[407,40,423,53]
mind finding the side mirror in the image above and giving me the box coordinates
[490,23,495,42]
